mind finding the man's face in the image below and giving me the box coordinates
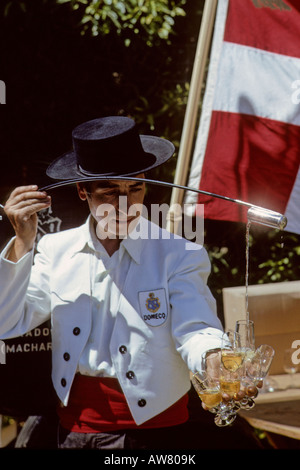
[77,174,146,239]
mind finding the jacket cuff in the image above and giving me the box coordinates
[0,237,34,265]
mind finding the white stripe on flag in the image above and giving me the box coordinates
[213,41,300,125]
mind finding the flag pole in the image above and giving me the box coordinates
[167,0,218,233]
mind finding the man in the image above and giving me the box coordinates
[0,116,248,449]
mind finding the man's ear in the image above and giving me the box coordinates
[76,183,88,201]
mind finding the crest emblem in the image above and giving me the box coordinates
[146,292,160,313]
[138,289,168,327]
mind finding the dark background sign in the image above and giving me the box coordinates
[0,320,57,417]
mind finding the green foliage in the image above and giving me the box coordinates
[1,416,14,427]
[57,0,187,46]
[132,82,189,142]
[2,0,27,16]
[252,230,300,284]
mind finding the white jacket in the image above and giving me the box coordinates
[0,217,223,425]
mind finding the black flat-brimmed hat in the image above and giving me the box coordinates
[46,116,175,181]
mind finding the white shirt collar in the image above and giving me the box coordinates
[73,215,143,265]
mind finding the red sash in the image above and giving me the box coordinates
[57,374,189,433]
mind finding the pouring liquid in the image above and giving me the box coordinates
[245,221,251,323]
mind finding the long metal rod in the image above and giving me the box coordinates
[40,176,255,208]
[40,176,287,230]
[0,175,281,210]
[0,176,288,230]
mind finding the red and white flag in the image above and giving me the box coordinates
[185,0,300,234]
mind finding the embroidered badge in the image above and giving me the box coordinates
[138,289,168,327]
[146,293,160,313]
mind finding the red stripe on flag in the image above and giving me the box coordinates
[224,0,300,59]
[196,111,300,221]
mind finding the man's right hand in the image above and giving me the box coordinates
[4,185,51,261]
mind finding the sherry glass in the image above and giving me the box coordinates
[193,350,240,427]
[235,320,256,410]
[240,344,274,410]
[283,348,299,389]
[235,319,255,357]
[191,372,222,412]
[246,344,275,389]
[221,330,244,372]
[192,371,237,427]
[217,356,242,426]
[216,340,243,427]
